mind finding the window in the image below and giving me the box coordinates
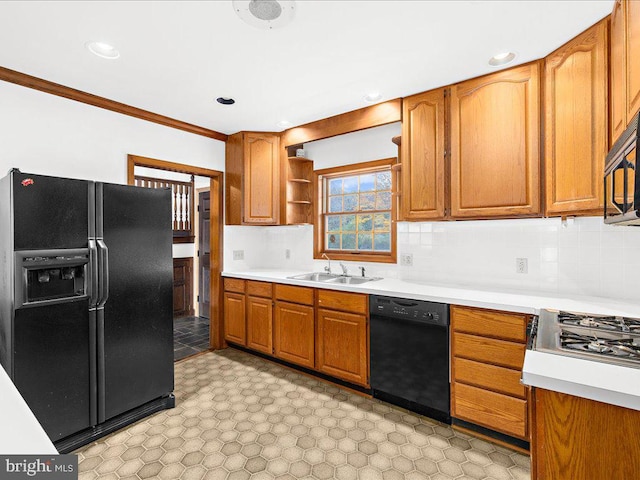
[314,158,396,263]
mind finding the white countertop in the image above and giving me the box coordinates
[223,269,640,410]
[222,269,640,317]
[0,366,57,454]
[522,350,640,411]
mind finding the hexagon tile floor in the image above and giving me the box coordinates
[76,349,531,480]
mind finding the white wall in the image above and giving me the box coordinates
[224,125,640,302]
[0,81,225,262]
[304,123,401,170]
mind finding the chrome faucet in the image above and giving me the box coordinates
[322,253,331,274]
[339,262,349,276]
[358,266,366,277]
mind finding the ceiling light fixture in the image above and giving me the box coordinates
[85,41,120,60]
[364,92,382,103]
[216,97,236,105]
[489,51,516,67]
[276,120,292,128]
[232,0,296,30]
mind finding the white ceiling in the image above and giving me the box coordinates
[0,1,614,136]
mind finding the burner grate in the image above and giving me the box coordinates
[559,329,640,361]
[557,311,640,333]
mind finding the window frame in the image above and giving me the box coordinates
[313,158,397,264]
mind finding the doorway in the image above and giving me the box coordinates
[127,155,224,356]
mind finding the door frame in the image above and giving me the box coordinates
[127,154,224,350]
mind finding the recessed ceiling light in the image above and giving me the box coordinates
[233,0,296,30]
[276,120,292,128]
[85,41,120,60]
[216,97,236,105]
[364,92,382,103]
[489,51,516,67]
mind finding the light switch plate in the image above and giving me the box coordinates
[233,250,244,261]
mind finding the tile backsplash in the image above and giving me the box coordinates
[224,217,640,301]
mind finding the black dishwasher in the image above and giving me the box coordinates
[370,295,450,424]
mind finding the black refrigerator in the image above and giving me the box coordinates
[0,169,175,453]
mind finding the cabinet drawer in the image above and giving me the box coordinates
[453,382,528,439]
[453,357,526,399]
[453,333,525,369]
[274,284,314,305]
[246,280,273,298]
[224,278,246,294]
[317,289,368,315]
[451,306,528,342]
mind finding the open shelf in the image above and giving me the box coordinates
[284,146,314,225]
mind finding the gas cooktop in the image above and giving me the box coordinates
[531,309,640,368]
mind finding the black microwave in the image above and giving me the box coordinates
[604,111,639,226]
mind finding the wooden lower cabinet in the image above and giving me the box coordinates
[533,388,640,479]
[224,291,246,346]
[274,300,315,369]
[246,296,273,354]
[451,305,530,442]
[453,383,527,439]
[316,308,368,387]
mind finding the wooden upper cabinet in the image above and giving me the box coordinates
[225,131,280,225]
[450,62,541,218]
[610,0,640,144]
[544,20,608,216]
[627,0,640,122]
[244,133,280,224]
[401,88,447,220]
[611,0,627,143]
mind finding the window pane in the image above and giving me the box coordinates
[358,214,373,232]
[360,193,375,210]
[343,176,359,194]
[344,194,358,212]
[358,234,372,250]
[374,212,391,231]
[327,233,340,250]
[376,171,392,190]
[376,191,391,210]
[329,196,343,213]
[329,178,343,195]
[342,234,356,250]
[374,233,391,251]
[322,166,393,256]
[342,214,356,231]
[327,215,340,232]
[360,174,376,192]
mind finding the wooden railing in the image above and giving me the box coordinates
[135,174,195,243]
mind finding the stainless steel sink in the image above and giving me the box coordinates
[287,272,336,282]
[325,276,380,285]
[287,272,381,284]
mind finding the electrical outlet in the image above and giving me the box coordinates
[233,250,244,261]
[400,253,413,266]
[516,257,528,274]
[285,249,291,259]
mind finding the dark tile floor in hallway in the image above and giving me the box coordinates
[174,316,210,361]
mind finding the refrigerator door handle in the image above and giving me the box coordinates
[97,239,109,307]
[89,239,99,308]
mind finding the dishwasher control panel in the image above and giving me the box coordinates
[369,295,449,326]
